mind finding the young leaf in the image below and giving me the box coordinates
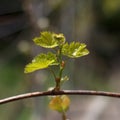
[61,95,70,112]
[24,52,58,73]
[49,95,70,113]
[49,96,63,112]
[53,33,66,45]
[62,42,89,58]
[61,76,69,85]
[33,31,65,48]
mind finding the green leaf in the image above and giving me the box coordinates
[49,95,70,113]
[33,31,65,48]
[53,33,66,45]
[62,42,89,58]
[24,52,58,73]
[61,95,70,112]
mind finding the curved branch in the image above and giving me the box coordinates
[0,90,120,105]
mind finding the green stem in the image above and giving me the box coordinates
[54,46,63,91]
[59,67,63,79]
[62,112,68,120]
[58,46,64,79]
[55,77,60,91]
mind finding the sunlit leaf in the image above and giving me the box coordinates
[24,52,58,73]
[62,42,89,58]
[33,31,65,48]
[53,33,66,45]
[49,95,70,113]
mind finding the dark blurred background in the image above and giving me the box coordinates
[0,0,120,120]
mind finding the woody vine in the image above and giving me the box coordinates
[24,31,89,120]
[1,31,120,119]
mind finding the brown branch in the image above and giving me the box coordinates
[0,90,120,105]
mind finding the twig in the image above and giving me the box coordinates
[0,90,120,105]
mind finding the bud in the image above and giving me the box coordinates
[61,61,65,68]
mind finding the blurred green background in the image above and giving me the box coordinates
[0,0,120,120]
